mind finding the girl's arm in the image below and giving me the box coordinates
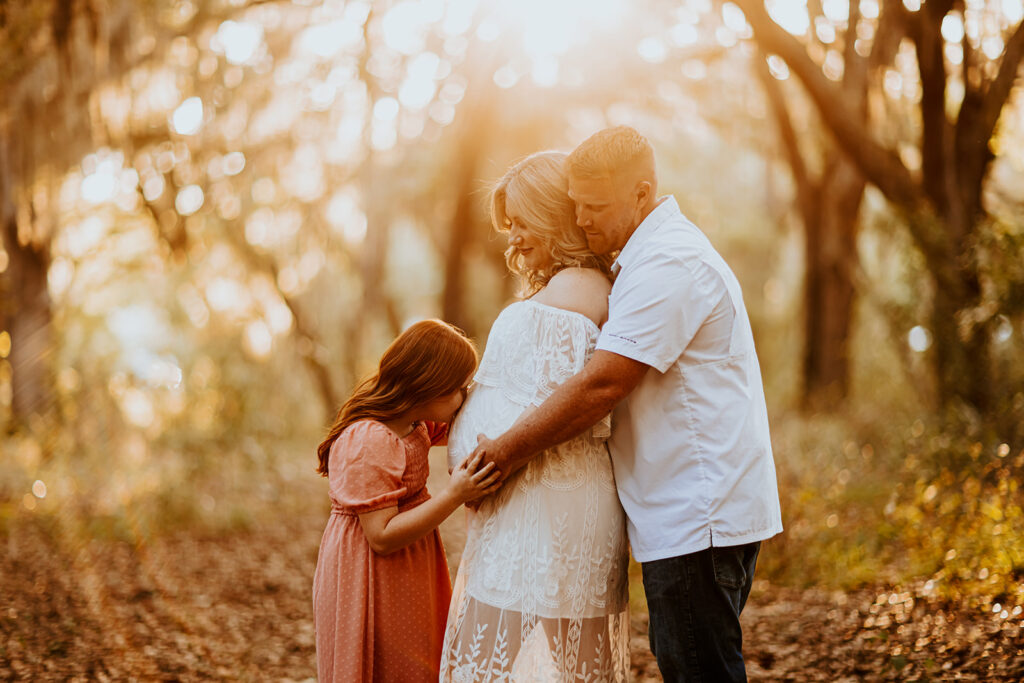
[358,452,499,555]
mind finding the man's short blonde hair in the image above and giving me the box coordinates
[490,151,613,296]
[565,125,655,180]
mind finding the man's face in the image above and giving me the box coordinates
[567,174,638,255]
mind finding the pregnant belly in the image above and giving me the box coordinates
[448,384,528,470]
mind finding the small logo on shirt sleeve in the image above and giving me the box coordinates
[607,333,638,345]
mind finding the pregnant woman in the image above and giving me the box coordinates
[440,151,629,682]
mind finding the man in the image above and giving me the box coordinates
[472,126,783,681]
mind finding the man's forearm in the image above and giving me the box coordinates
[472,351,648,479]
[497,365,628,470]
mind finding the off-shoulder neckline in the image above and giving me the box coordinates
[514,299,601,333]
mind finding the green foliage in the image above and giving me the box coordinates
[762,402,1024,604]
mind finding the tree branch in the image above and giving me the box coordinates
[868,0,909,69]
[913,3,956,216]
[221,215,340,415]
[732,0,922,211]
[754,52,818,226]
[841,0,865,94]
[981,18,1024,139]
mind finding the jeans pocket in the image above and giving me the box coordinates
[641,555,688,599]
[711,546,748,591]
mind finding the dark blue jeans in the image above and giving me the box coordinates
[641,541,760,682]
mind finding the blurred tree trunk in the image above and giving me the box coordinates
[0,136,53,423]
[752,0,874,411]
[735,0,1024,414]
[441,91,496,338]
[1,0,127,427]
[349,6,402,375]
[216,207,341,418]
[803,159,863,410]
[359,156,402,339]
[1,219,52,423]
[759,68,862,410]
[0,0,284,427]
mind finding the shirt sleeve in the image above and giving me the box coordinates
[329,421,408,513]
[597,254,727,373]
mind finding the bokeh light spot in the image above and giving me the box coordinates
[908,326,932,353]
[222,151,246,176]
[822,0,849,22]
[940,14,964,43]
[215,20,264,65]
[175,185,205,216]
[637,37,668,64]
[172,97,203,135]
[373,97,400,122]
[994,316,1013,344]
[493,65,519,89]
[768,0,810,35]
[244,320,273,360]
[81,165,119,204]
[1004,0,1024,23]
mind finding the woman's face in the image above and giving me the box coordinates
[507,213,554,273]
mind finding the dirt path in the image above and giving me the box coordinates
[2,451,1022,681]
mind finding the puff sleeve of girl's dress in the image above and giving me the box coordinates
[328,420,409,514]
[423,420,449,447]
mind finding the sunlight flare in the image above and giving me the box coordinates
[483,0,628,85]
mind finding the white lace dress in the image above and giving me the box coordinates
[440,300,630,682]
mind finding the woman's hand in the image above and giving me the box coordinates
[449,450,502,503]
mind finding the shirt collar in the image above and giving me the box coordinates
[611,196,680,275]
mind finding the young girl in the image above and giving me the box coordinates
[312,319,501,683]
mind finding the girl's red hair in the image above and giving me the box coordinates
[316,319,478,476]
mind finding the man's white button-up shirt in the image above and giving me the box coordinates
[596,196,783,562]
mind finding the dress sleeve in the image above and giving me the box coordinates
[423,420,449,446]
[328,421,408,513]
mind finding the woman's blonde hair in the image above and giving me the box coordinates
[490,151,613,297]
[316,319,478,476]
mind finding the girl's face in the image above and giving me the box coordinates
[418,373,474,423]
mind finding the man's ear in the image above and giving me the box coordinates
[635,180,651,206]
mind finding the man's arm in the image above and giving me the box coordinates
[473,350,649,477]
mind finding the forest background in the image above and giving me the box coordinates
[1,0,1023,679]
